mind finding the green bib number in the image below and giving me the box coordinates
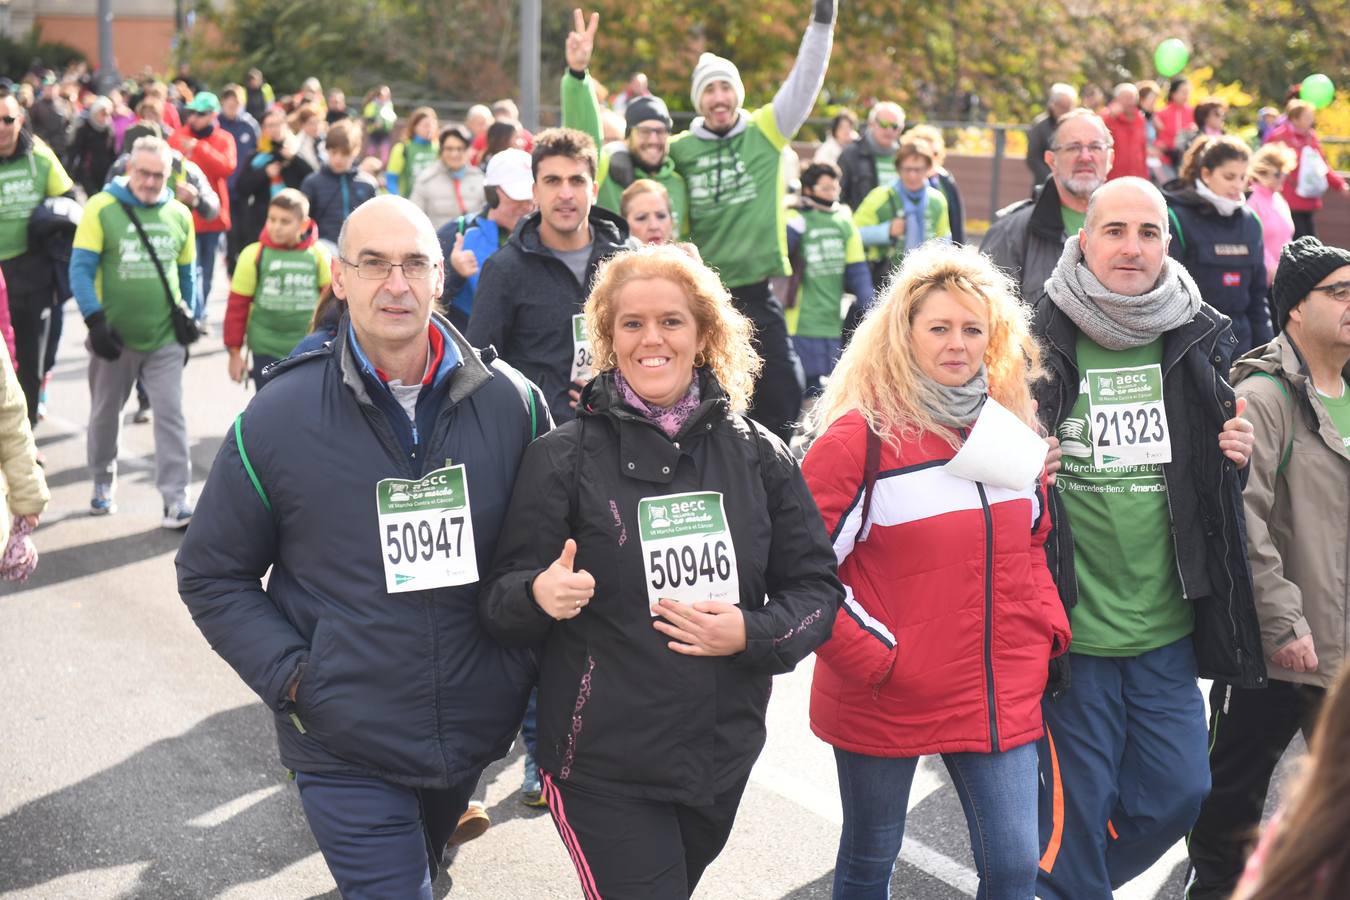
[570,314,594,384]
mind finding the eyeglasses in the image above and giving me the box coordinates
[875,119,902,130]
[634,125,670,138]
[1053,142,1112,156]
[0,116,17,125]
[132,168,167,181]
[341,257,435,280]
[1312,281,1350,303]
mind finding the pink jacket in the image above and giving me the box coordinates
[0,267,14,367]
[1248,183,1294,284]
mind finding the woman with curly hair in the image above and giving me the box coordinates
[480,244,844,899]
[802,241,1068,899]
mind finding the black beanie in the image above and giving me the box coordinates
[625,95,672,133]
[1272,236,1350,326]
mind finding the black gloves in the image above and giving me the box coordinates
[813,0,837,25]
[1046,654,1071,701]
[86,310,124,361]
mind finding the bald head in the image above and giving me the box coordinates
[1080,178,1172,296]
[338,194,442,263]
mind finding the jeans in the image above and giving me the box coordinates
[195,231,222,321]
[833,742,1040,900]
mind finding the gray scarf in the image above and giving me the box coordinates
[921,365,988,429]
[1044,236,1202,350]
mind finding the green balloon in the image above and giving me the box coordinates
[1154,39,1189,78]
[1301,74,1336,110]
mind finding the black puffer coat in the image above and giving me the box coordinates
[480,369,843,804]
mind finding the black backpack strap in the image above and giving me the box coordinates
[855,426,882,545]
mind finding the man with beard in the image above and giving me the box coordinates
[983,109,1114,303]
[561,9,688,238]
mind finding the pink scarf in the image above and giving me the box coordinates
[613,370,702,438]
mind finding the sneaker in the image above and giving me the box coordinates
[520,755,546,807]
[133,400,151,424]
[161,500,194,530]
[90,483,116,515]
[447,802,490,847]
[37,372,49,422]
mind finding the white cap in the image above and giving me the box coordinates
[484,148,534,201]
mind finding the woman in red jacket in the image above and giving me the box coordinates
[1265,98,1349,240]
[802,242,1069,900]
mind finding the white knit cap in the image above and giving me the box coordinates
[690,52,745,114]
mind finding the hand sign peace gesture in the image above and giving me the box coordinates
[566,8,599,72]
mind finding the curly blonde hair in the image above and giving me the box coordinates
[808,241,1041,450]
[585,246,761,412]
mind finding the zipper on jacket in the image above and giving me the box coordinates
[975,482,1000,752]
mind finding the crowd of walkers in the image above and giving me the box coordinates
[5,5,1350,899]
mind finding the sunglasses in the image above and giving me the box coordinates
[875,119,902,130]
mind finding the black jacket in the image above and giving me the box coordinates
[980,178,1067,304]
[1163,183,1271,355]
[66,120,118,197]
[480,370,843,804]
[177,314,550,793]
[1025,111,1056,187]
[1030,296,1267,688]
[932,170,966,245]
[300,165,379,244]
[837,136,883,213]
[236,149,314,251]
[466,207,628,423]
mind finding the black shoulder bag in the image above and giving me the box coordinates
[117,201,201,348]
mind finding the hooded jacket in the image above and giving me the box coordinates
[223,218,327,353]
[177,314,548,792]
[466,207,628,423]
[981,178,1071,305]
[479,369,842,804]
[1231,333,1350,689]
[299,164,379,244]
[1030,294,1267,688]
[1164,182,1271,355]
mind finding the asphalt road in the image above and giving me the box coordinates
[0,282,1301,899]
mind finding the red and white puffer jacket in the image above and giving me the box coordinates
[802,410,1070,758]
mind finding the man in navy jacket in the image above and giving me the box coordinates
[176,195,548,898]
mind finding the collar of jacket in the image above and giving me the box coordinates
[579,368,730,484]
[1162,181,1224,218]
[336,311,487,411]
[510,206,630,259]
[1029,177,1068,241]
[1233,332,1350,437]
[689,110,751,141]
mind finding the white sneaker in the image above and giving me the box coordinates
[161,500,194,530]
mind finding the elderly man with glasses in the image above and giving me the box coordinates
[982,108,1115,303]
[838,100,906,212]
[177,193,549,899]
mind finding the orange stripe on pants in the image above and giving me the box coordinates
[1039,728,1065,873]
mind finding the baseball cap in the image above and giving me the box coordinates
[484,148,534,201]
[185,91,221,114]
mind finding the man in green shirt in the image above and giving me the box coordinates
[1030,177,1264,899]
[1188,237,1350,898]
[982,109,1114,304]
[70,137,198,528]
[0,92,75,424]
[664,0,837,443]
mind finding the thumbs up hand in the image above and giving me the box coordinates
[450,232,479,278]
[531,538,596,620]
[1219,394,1254,469]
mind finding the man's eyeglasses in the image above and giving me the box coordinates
[1053,142,1112,156]
[0,116,17,125]
[634,125,670,138]
[875,119,902,130]
[1312,281,1350,303]
[341,257,435,280]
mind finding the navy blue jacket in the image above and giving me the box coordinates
[300,165,380,245]
[466,207,628,423]
[1164,184,1271,355]
[176,313,550,789]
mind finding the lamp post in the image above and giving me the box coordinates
[518,0,540,132]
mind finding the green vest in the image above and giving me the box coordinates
[248,245,326,358]
[1055,335,1193,655]
[668,106,791,288]
[791,207,863,338]
[596,149,689,239]
[0,146,58,260]
[399,140,438,198]
[90,195,194,352]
